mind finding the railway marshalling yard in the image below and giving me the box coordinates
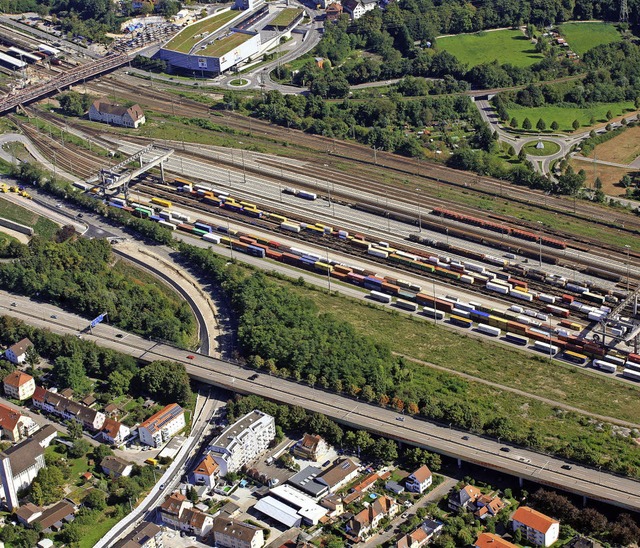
[3,48,640,502]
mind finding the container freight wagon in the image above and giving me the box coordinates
[370,290,392,304]
[150,197,172,208]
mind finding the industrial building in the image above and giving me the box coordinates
[157,0,303,75]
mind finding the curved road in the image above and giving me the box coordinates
[2,294,640,513]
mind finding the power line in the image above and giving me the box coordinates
[620,0,629,22]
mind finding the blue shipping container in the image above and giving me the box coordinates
[195,222,213,233]
[149,215,162,222]
[247,245,266,258]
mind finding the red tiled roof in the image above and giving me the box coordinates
[512,506,558,533]
[3,371,33,388]
[476,532,518,548]
[101,418,123,439]
[140,403,183,434]
[410,465,432,483]
[194,454,218,476]
[0,402,22,431]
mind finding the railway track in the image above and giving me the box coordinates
[92,75,640,231]
[134,181,629,322]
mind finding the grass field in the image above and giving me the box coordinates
[164,9,239,53]
[507,102,636,132]
[558,22,622,56]
[0,196,58,238]
[523,140,560,156]
[202,32,253,57]
[587,124,640,165]
[437,30,543,68]
[270,8,302,28]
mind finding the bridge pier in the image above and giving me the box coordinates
[457,458,462,468]
[583,495,588,507]
[160,161,165,182]
[519,477,523,488]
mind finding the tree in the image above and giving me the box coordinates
[24,345,40,368]
[93,444,113,461]
[513,528,523,543]
[137,360,192,406]
[507,145,516,156]
[84,489,107,510]
[69,439,91,458]
[522,117,532,130]
[606,110,613,120]
[67,419,84,441]
[550,121,559,131]
[594,177,603,190]
[518,148,527,161]
[31,466,65,505]
[572,119,580,130]
[55,356,91,393]
[510,117,518,129]
[187,485,198,503]
[536,118,546,131]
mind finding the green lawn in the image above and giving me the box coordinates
[523,140,561,156]
[270,8,302,28]
[0,196,58,238]
[164,9,240,53]
[507,101,636,132]
[558,22,622,56]
[0,231,18,246]
[202,32,253,57]
[437,29,543,68]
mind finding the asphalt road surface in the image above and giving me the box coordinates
[3,293,640,513]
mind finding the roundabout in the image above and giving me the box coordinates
[522,140,562,156]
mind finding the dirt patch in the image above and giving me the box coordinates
[569,160,636,196]
[589,125,640,165]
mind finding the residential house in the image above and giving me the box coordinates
[474,494,506,519]
[212,516,265,548]
[346,495,399,540]
[475,532,518,548]
[179,507,214,537]
[113,521,164,548]
[138,403,185,448]
[325,1,343,20]
[352,472,380,495]
[159,492,192,529]
[4,338,33,365]
[316,458,359,493]
[208,410,275,476]
[385,480,405,495]
[342,0,377,19]
[88,101,146,129]
[292,433,327,461]
[0,425,57,510]
[448,484,482,511]
[397,520,443,548]
[33,501,75,533]
[16,502,43,525]
[32,387,106,431]
[3,371,36,400]
[565,536,603,548]
[193,453,219,488]
[0,402,38,441]
[100,418,130,445]
[405,465,432,494]
[320,494,344,517]
[512,506,560,547]
[101,455,133,478]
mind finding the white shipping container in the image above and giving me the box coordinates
[588,311,605,321]
[202,233,221,244]
[281,222,301,233]
[370,290,392,303]
[486,282,509,294]
[477,323,501,337]
[593,359,617,373]
[368,248,389,259]
[538,294,556,304]
[533,341,559,355]
[509,305,524,314]
[452,308,471,318]
[422,307,445,320]
[510,289,533,302]
[460,275,475,284]
[338,230,349,238]
[158,220,177,230]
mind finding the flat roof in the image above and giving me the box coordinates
[201,31,254,57]
[254,497,301,528]
[211,410,271,451]
[269,8,302,28]
[270,485,327,523]
[164,9,241,53]
[287,466,327,497]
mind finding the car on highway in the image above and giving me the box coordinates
[116,333,123,338]
[562,464,573,470]
[187,355,195,359]
[50,315,57,319]
[77,213,83,218]
[401,512,409,519]
[403,501,412,508]
[10,302,16,307]
[500,447,510,452]
[462,435,469,440]
[248,374,259,381]
[396,416,405,421]
[159,483,165,490]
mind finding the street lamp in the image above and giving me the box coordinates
[625,245,631,292]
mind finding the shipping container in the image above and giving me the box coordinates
[486,281,509,295]
[370,290,392,303]
[202,233,221,244]
[533,341,559,356]
[396,299,418,312]
[563,351,588,365]
[593,359,617,373]
[158,220,176,230]
[505,332,528,346]
[477,324,501,337]
[368,248,389,259]
[281,221,301,233]
[449,315,472,328]
[422,307,445,320]
[298,190,317,200]
[150,197,172,208]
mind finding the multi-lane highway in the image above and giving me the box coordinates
[3,294,640,512]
